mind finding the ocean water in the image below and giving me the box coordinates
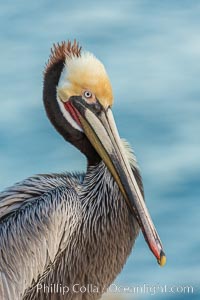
[0,0,200,299]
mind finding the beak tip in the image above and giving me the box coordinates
[157,250,166,267]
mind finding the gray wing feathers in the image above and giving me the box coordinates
[0,173,82,219]
[0,175,82,300]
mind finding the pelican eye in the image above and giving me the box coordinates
[83,90,93,99]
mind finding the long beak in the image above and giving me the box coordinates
[71,99,166,266]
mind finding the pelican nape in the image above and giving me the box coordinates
[0,40,166,300]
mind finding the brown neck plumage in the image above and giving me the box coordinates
[43,41,100,166]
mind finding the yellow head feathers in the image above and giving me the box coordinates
[57,46,113,108]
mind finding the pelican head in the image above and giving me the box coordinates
[43,40,166,266]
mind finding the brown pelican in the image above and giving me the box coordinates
[0,40,166,300]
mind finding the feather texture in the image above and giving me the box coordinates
[0,141,142,300]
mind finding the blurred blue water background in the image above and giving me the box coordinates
[0,0,199,299]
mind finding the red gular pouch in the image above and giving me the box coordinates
[64,100,82,128]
